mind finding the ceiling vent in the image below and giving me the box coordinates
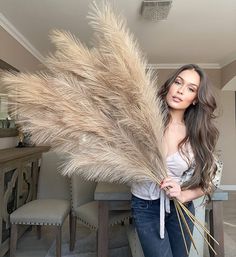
[141,0,172,21]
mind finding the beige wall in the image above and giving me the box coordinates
[0,26,43,72]
[216,90,236,185]
[0,26,44,149]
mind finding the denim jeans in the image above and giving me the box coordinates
[131,194,195,257]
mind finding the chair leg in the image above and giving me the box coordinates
[96,230,98,252]
[10,224,18,257]
[37,225,41,240]
[56,226,62,257]
[70,214,77,251]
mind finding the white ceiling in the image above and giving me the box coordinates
[1,0,236,68]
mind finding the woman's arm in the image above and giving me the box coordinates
[161,177,205,203]
[178,187,204,203]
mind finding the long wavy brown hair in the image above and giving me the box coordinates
[157,64,219,198]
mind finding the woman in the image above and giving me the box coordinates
[131,64,219,257]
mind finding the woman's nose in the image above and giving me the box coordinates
[177,86,184,95]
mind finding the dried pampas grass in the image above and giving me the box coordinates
[1,2,218,254]
[2,2,167,185]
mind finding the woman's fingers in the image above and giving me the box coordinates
[161,177,172,183]
[160,177,182,199]
[160,180,176,189]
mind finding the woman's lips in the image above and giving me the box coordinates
[172,96,182,102]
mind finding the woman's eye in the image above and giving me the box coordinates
[188,87,195,92]
[174,80,181,85]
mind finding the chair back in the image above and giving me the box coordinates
[37,151,70,200]
[70,174,97,210]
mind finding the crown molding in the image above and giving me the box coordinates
[219,53,236,68]
[0,13,45,64]
[147,63,221,69]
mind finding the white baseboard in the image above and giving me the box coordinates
[219,185,236,191]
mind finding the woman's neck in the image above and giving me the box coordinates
[169,109,185,125]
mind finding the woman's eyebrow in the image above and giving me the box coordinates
[177,76,198,88]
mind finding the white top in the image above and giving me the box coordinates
[131,149,195,200]
[131,148,195,239]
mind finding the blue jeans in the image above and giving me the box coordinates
[131,194,195,257]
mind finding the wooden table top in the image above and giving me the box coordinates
[94,182,131,201]
[0,146,50,164]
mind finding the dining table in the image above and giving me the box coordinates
[94,182,131,257]
[94,182,228,257]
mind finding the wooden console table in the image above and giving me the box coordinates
[0,146,49,257]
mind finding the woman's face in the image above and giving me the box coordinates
[166,69,200,111]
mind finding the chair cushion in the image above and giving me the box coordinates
[10,199,70,226]
[74,201,131,230]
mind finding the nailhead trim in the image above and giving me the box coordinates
[11,221,62,226]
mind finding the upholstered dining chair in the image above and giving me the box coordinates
[70,174,131,251]
[9,151,71,257]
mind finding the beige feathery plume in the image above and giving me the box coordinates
[1,2,218,254]
[2,2,167,185]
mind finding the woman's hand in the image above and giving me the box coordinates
[160,177,185,203]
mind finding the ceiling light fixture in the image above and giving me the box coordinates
[141,0,172,21]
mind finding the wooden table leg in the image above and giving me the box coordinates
[98,201,109,257]
[209,201,225,257]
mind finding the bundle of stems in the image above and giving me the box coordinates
[1,2,218,254]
